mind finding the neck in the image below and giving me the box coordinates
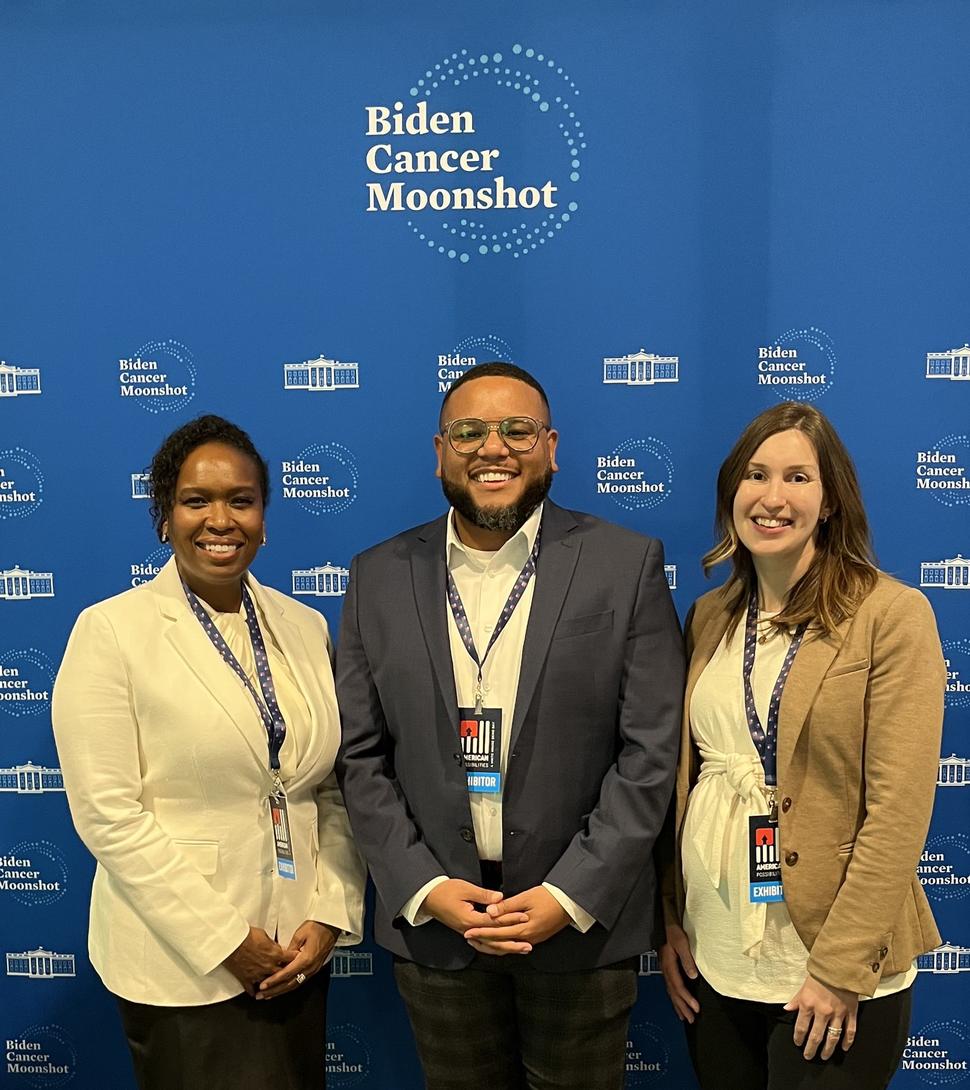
[452,511,515,552]
[179,569,244,613]
[752,550,814,612]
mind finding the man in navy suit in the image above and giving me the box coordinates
[336,362,683,1089]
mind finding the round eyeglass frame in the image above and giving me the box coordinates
[440,416,551,454]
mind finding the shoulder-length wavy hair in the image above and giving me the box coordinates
[702,402,878,636]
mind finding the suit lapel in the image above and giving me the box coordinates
[508,503,581,756]
[410,516,459,723]
[151,557,272,774]
[776,621,848,782]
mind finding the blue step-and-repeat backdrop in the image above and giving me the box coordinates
[1,1,968,1085]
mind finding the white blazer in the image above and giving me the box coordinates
[52,557,365,1006]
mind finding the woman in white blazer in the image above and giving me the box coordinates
[52,415,365,1090]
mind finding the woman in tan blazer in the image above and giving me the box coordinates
[659,402,945,1090]
[52,415,365,1090]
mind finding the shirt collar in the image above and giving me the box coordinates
[446,501,544,572]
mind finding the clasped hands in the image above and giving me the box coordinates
[222,921,339,999]
[423,878,570,955]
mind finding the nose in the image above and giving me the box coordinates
[477,425,510,457]
[206,502,235,529]
[762,476,787,510]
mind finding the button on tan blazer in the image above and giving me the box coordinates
[664,574,945,996]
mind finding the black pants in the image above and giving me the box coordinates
[116,965,331,1090]
[684,972,912,1090]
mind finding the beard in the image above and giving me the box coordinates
[441,469,553,535]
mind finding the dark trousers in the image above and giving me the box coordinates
[684,972,912,1090]
[394,955,638,1090]
[116,964,331,1090]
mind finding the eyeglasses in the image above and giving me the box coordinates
[440,416,550,454]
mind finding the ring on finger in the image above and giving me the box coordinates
[825,1025,843,1038]
[294,971,307,985]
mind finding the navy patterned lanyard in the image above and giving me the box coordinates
[742,588,807,789]
[446,528,541,713]
[182,581,287,774]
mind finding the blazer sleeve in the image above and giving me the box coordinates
[334,555,447,917]
[805,586,946,994]
[52,606,251,976]
[544,537,686,928]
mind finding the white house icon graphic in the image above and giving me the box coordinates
[926,346,970,381]
[603,349,679,386]
[283,355,359,391]
[0,361,42,397]
[921,556,970,589]
[292,564,350,597]
[0,567,54,600]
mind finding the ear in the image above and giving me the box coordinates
[546,428,559,474]
[433,433,444,480]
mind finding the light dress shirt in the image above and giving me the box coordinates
[683,617,916,1002]
[400,503,596,932]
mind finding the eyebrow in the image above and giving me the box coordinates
[746,462,819,472]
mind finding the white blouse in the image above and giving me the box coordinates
[683,617,916,1003]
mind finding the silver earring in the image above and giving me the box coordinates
[261,531,267,546]
[161,528,169,543]
[819,515,829,525]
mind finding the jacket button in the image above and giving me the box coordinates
[871,962,880,973]
[453,752,463,764]
[510,751,519,760]
[879,946,889,958]
[781,797,792,813]
[459,827,474,843]
[785,851,799,866]
[508,830,518,837]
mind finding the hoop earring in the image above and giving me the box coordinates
[819,514,829,525]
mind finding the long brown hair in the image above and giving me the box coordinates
[702,402,878,636]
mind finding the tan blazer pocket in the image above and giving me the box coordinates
[174,838,220,876]
[825,658,870,679]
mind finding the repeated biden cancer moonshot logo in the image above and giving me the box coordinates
[364,43,583,262]
[625,1022,669,1085]
[756,328,836,401]
[919,834,970,904]
[595,438,674,512]
[5,1024,77,1087]
[0,649,54,720]
[0,448,44,521]
[326,1024,369,1087]
[915,436,970,508]
[118,339,196,414]
[902,1020,970,1084]
[944,638,970,710]
[436,333,514,392]
[280,444,358,516]
[0,841,68,907]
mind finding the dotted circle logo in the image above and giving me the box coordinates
[454,333,514,360]
[123,338,197,415]
[625,1021,669,1086]
[403,43,583,262]
[0,647,55,719]
[920,833,970,903]
[925,435,970,509]
[943,638,970,709]
[326,1023,370,1088]
[3,840,69,907]
[761,327,836,402]
[285,443,359,516]
[10,1023,77,1088]
[909,1020,970,1085]
[0,447,44,521]
[600,438,674,512]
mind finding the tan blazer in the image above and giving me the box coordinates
[52,557,365,1006]
[664,573,945,996]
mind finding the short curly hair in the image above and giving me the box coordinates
[148,415,270,540]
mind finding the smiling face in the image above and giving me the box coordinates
[434,375,559,549]
[164,441,265,610]
[732,428,827,584]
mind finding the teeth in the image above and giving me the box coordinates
[753,518,790,528]
[476,472,514,483]
[203,543,238,553]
